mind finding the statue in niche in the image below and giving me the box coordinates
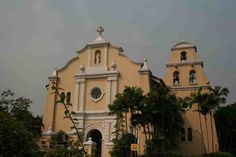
[95,50,101,64]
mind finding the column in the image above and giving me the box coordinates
[76,78,86,112]
[74,83,79,112]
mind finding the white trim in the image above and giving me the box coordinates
[111,79,118,103]
[88,47,92,68]
[84,124,104,140]
[166,60,203,67]
[75,71,119,79]
[107,76,118,81]
[106,79,112,108]
[74,83,79,111]
[171,85,210,91]
[76,78,85,83]
[79,80,86,112]
[104,45,108,67]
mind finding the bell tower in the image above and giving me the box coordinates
[164,39,218,155]
[164,39,209,97]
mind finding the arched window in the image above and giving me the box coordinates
[180,51,187,61]
[61,92,65,103]
[189,70,197,84]
[173,71,180,85]
[66,92,71,104]
[180,128,185,141]
[94,50,101,64]
[188,128,193,141]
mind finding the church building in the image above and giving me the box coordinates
[41,27,218,156]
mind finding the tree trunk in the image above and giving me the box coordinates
[198,106,206,154]
[125,112,128,133]
[143,124,148,142]
[147,123,151,141]
[210,110,215,152]
[205,115,210,154]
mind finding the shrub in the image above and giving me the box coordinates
[206,152,233,157]
[144,151,183,157]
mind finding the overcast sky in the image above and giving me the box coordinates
[0,0,235,115]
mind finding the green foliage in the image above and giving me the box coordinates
[109,86,184,155]
[0,112,41,157]
[0,89,43,139]
[0,89,43,156]
[189,86,229,154]
[144,86,184,151]
[144,151,183,157]
[43,147,84,157]
[110,133,136,157]
[206,152,233,157]
[215,103,236,154]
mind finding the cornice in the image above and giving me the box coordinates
[75,71,119,79]
[166,60,203,67]
[171,85,210,91]
[171,45,197,51]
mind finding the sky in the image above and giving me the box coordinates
[0,0,235,115]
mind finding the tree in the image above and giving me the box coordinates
[109,86,145,134]
[189,86,229,153]
[0,112,41,157]
[144,86,184,153]
[215,103,236,154]
[110,133,136,157]
[108,86,144,157]
[208,86,229,152]
[0,89,43,139]
[109,86,184,155]
[0,89,44,156]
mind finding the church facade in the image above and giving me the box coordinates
[41,27,218,156]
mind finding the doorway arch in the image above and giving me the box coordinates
[87,129,102,157]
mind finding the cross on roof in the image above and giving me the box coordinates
[97,26,104,36]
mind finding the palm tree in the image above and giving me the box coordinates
[208,86,229,152]
[189,88,207,154]
[189,86,229,153]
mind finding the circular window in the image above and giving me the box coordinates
[91,87,102,100]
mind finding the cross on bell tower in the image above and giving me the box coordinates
[97,26,104,37]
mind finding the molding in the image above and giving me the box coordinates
[107,76,118,81]
[48,76,58,81]
[118,53,142,65]
[57,56,79,72]
[76,78,86,83]
[84,124,104,140]
[75,71,119,79]
[87,41,110,47]
[171,85,210,91]
[171,45,196,51]
[72,112,116,119]
[138,69,151,75]
[166,60,203,67]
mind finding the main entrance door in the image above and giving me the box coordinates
[87,129,102,157]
